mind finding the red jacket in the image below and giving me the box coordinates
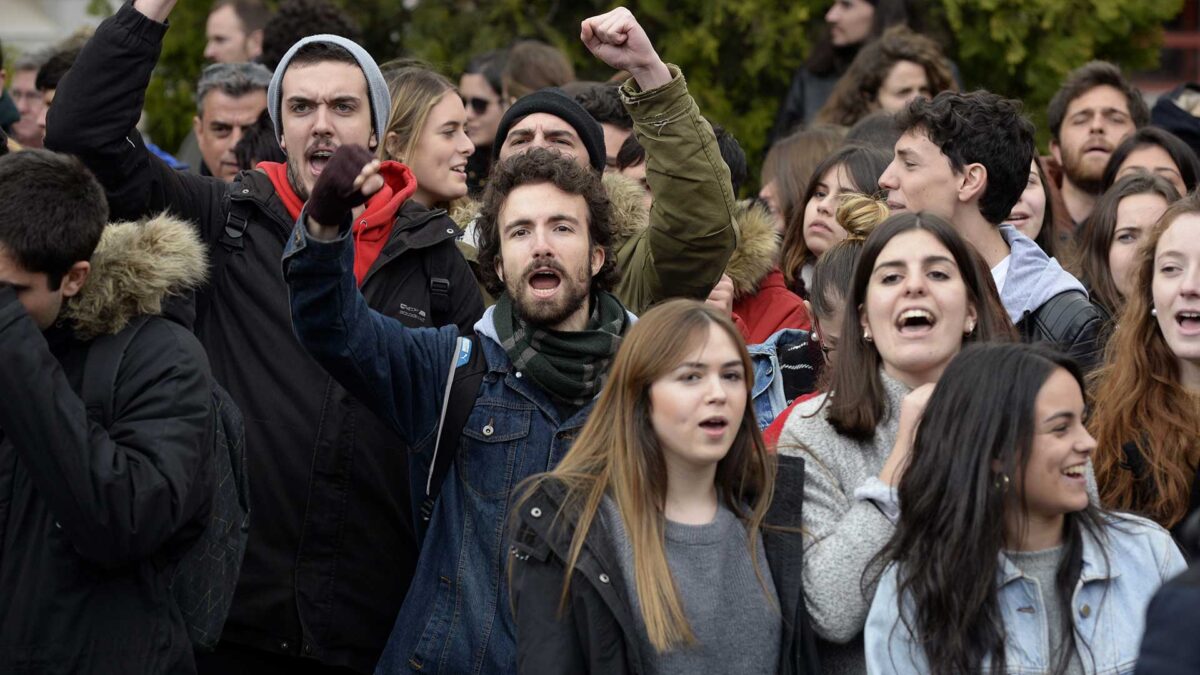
[733,268,811,344]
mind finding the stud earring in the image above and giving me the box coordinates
[863,330,873,342]
[1151,307,1158,317]
[965,321,976,335]
[993,473,1010,493]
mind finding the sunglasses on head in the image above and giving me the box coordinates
[462,96,495,115]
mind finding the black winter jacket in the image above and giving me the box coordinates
[0,216,215,674]
[1015,290,1105,373]
[508,455,820,675]
[45,5,485,671]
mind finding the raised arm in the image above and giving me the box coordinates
[581,8,738,315]
[44,0,224,228]
[283,146,459,446]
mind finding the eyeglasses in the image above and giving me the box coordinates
[462,96,496,115]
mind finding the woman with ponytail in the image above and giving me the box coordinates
[508,299,818,675]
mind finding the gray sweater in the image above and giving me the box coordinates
[600,497,781,675]
[1006,547,1085,675]
[776,371,910,675]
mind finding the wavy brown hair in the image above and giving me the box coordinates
[1090,192,1200,528]
[511,300,776,652]
[815,26,956,128]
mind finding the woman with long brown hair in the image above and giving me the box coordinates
[508,300,818,675]
[1091,191,1200,533]
[780,144,891,298]
[774,212,1014,674]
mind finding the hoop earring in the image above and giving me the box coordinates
[864,330,873,343]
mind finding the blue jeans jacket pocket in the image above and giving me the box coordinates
[459,402,532,499]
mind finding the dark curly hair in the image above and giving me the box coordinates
[895,90,1035,225]
[476,147,618,297]
[260,0,361,71]
[816,26,955,128]
[1046,61,1149,143]
[563,81,631,130]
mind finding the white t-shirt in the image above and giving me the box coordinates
[991,255,1012,294]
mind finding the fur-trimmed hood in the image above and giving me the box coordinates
[449,172,651,258]
[64,213,208,339]
[724,200,779,298]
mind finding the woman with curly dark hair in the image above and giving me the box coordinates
[815,26,955,128]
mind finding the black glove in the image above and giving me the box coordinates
[305,144,377,229]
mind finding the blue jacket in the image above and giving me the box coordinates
[865,514,1186,675]
[283,219,806,673]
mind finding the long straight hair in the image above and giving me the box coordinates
[825,212,1016,439]
[1077,173,1179,317]
[1091,192,1200,527]
[511,300,776,652]
[879,343,1107,675]
[780,144,891,295]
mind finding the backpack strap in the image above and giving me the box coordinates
[417,335,487,537]
[81,316,152,428]
[421,250,452,325]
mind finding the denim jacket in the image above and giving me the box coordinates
[284,219,638,674]
[865,514,1186,675]
[748,328,813,429]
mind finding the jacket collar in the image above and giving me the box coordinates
[998,523,1119,587]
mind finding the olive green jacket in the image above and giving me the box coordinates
[457,64,739,315]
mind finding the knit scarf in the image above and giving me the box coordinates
[493,291,630,407]
[259,160,416,285]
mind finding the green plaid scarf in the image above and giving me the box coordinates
[493,291,630,407]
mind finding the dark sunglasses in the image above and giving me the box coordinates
[462,96,495,115]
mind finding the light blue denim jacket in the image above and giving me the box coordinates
[748,328,813,429]
[865,514,1186,675]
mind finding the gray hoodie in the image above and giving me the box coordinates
[996,223,1087,324]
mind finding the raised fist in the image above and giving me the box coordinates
[580,7,671,90]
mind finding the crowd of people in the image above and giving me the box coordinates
[0,0,1199,673]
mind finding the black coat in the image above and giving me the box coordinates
[0,285,214,674]
[45,5,485,671]
[1136,562,1200,674]
[509,455,820,675]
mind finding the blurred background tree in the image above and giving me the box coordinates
[138,0,1183,191]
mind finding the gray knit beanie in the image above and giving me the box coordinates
[267,34,390,147]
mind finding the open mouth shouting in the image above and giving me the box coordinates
[1177,310,1200,336]
[307,144,338,178]
[526,265,564,299]
[895,307,937,337]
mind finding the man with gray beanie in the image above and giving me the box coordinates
[45,0,483,672]
[475,7,739,315]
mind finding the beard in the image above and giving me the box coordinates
[506,257,593,329]
[1059,144,1109,195]
[286,155,310,201]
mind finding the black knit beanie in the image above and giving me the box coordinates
[492,88,607,172]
